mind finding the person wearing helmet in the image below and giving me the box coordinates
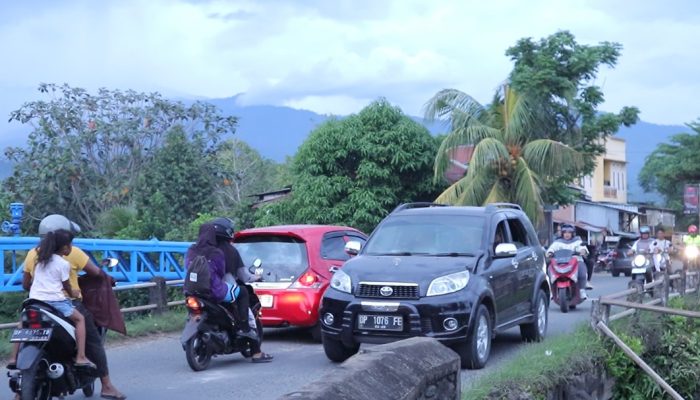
[188,220,272,362]
[649,227,674,273]
[16,214,127,400]
[546,223,590,300]
[628,226,655,284]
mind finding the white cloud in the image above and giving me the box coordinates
[0,0,698,124]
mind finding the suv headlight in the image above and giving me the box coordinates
[632,255,647,268]
[427,271,470,296]
[330,269,352,294]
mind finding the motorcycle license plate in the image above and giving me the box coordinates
[10,328,52,342]
[631,267,647,274]
[259,294,273,308]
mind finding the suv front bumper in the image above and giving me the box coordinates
[320,289,473,347]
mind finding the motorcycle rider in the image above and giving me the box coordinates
[649,227,674,273]
[546,223,590,300]
[14,214,127,400]
[683,225,700,268]
[188,222,273,363]
[628,226,655,283]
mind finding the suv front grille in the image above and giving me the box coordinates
[357,283,419,299]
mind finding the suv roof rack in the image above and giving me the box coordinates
[485,202,522,212]
[391,202,448,214]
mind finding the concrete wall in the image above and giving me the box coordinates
[278,337,461,400]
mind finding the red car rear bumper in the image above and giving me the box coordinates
[256,288,323,328]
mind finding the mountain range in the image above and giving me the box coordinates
[0,91,690,205]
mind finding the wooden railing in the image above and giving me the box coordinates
[0,278,185,330]
[590,265,700,400]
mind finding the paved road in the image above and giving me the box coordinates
[1,273,629,400]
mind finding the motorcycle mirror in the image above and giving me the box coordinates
[102,258,119,268]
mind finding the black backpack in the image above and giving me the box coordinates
[184,255,212,297]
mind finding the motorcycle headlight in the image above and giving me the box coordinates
[685,245,699,259]
[632,255,647,268]
[427,271,470,296]
[330,269,352,294]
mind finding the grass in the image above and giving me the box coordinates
[0,308,188,360]
[462,324,607,400]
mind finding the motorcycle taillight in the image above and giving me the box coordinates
[25,309,43,329]
[186,296,203,314]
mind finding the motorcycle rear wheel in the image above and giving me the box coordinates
[185,334,212,371]
[19,361,51,400]
[83,379,95,397]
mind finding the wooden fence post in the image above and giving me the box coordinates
[680,266,687,296]
[149,277,168,315]
[662,267,670,307]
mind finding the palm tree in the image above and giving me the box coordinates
[424,85,583,225]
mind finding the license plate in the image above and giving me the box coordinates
[259,295,273,308]
[631,267,647,274]
[10,328,52,343]
[357,314,403,331]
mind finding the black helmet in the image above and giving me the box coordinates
[561,224,575,233]
[210,217,234,240]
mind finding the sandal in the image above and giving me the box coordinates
[251,353,273,363]
[74,360,97,369]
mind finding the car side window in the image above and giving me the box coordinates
[321,233,366,261]
[507,218,531,249]
[493,221,509,252]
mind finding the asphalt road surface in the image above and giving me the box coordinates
[1,273,629,400]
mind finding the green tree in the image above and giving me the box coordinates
[425,85,583,224]
[505,30,639,203]
[4,83,237,232]
[639,121,700,219]
[256,99,442,233]
[130,127,217,239]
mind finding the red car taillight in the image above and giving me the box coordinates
[186,296,203,314]
[290,271,322,289]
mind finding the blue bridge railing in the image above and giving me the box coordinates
[1,237,193,292]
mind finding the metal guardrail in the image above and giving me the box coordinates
[0,278,187,330]
[0,236,193,291]
[591,266,700,400]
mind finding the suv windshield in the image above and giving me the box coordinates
[234,235,309,283]
[364,214,485,256]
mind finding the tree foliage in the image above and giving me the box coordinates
[4,83,237,232]
[639,121,700,214]
[425,86,583,224]
[256,99,442,233]
[505,30,639,204]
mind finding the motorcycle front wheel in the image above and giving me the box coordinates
[19,361,51,400]
[558,287,569,313]
[185,334,212,371]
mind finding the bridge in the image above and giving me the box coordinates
[0,236,192,292]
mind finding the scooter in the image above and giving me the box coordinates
[180,259,263,372]
[629,250,653,290]
[6,257,118,400]
[548,249,584,313]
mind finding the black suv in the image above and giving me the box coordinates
[320,203,550,369]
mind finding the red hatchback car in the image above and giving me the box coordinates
[233,225,367,340]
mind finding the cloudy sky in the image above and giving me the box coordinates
[0,0,698,125]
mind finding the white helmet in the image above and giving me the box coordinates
[38,214,81,235]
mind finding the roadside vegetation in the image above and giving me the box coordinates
[463,295,700,399]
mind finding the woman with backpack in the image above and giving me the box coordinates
[186,222,273,363]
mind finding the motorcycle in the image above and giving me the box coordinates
[7,258,118,400]
[548,249,584,313]
[594,249,614,272]
[629,250,653,288]
[180,259,264,371]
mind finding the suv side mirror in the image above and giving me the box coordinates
[494,243,517,258]
[345,241,362,256]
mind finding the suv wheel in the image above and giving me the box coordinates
[453,304,491,369]
[520,289,548,342]
[322,335,359,362]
